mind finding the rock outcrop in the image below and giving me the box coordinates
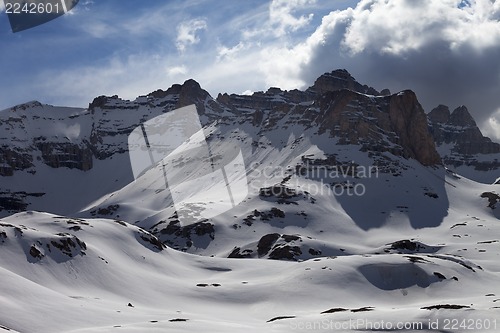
[307,69,380,96]
[36,141,93,171]
[0,147,33,176]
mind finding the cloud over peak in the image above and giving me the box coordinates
[176,18,208,52]
[339,0,500,55]
[283,0,500,138]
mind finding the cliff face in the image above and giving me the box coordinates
[311,89,441,166]
[388,91,442,166]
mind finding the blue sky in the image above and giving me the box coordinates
[0,0,356,108]
[1,0,500,138]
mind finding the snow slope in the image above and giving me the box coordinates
[1,76,500,332]
[0,208,499,333]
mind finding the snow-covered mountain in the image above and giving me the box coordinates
[1,70,499,332]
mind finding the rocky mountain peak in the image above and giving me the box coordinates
[177,79,212,112]
[10,100,43,111]
[428,104,495,152]
[429,105,477,128]
[181,78,202,91]
[147,81,199,100]
[449,105,477,128]
[307,69,380,96]
[427,104,450,124]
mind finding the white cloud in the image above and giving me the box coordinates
[258,44,310,89]
[166,65,188,77]
[256,0,499,82]
[483,108,500,140]
[216,42,247,62]
[176,18,208,52]
[240,0,317,40]
[338,0,500,55]
[269,0,316,36]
